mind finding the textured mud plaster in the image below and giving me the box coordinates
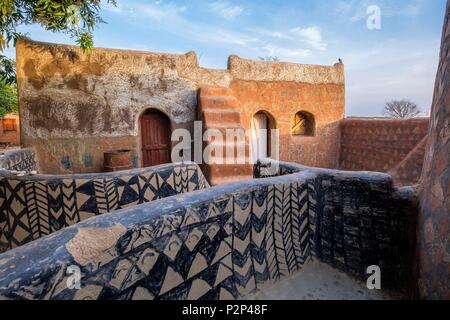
[66,224,126,266]
[229,55,344,84]
[17,40,199,139]
[417,0,450,300]
[231,81,344,169]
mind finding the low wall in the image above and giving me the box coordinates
[0,158,417,300]
[0,173,316,300]
[339,118,429,175]
[256,159,418,290]
[0,150,209,253]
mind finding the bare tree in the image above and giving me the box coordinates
[383,99,422,119]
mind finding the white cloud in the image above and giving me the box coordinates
[139,3,187,21]
[290,26,326,51]
[262,44,310,59]
[251,28,293,40]
[209,1,245,20]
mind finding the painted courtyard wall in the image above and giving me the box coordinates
[339,118,430,173]
[0,149,209,253]
[17,39,345,175]
[0,159,416,300]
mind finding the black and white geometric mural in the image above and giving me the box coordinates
[0,176,316,300]
[0,154,209,253]
[0,151,417,300]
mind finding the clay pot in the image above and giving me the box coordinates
[104,150,133,172]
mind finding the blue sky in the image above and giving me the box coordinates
[3,0,447,116]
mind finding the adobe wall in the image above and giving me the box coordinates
[255,159,418,292]
[417,0,450,299]
[16,38,230,174]
[230,57,345,169]
[0,113,20,146]
[339,118,430,173]
[16,38,345,174]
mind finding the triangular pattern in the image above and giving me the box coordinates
[0,163,210,253]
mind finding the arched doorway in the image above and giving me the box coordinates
[140,109,171,167]
[250,111,275,162]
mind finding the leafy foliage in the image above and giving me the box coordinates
[0,53,17,117]
[0,54,15,84]
[0,0,116,52]
[0,81,18,118]
[383,99,422,119]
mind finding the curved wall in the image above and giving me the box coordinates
[0,158,417,300]
[0,149,209,253]
[417,0,450,299]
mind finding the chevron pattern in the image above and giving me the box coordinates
[0,163,210,253]
[24,181,50,240]
[0,177,318,301]
[0,159,419,299]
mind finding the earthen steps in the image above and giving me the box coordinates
[199,86,253,186]
[200,87,234,97]
[206,163,253,177]
[203,123,245,135]
[203,109,241,124]
[199,96,239,110]
[209,174,254,186]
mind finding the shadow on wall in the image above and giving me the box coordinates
[339,118,430,185]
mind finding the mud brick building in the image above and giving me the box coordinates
[15,38,431,187]
[16,38,345,184]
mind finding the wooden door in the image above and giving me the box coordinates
[251,113,268,162]
[140,110,171,167]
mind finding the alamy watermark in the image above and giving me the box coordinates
[170,121,280,174]
[367,5,382,30]
[366,265,381,290]
[66,5,82,30]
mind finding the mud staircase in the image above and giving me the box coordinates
[198,87,253,186]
